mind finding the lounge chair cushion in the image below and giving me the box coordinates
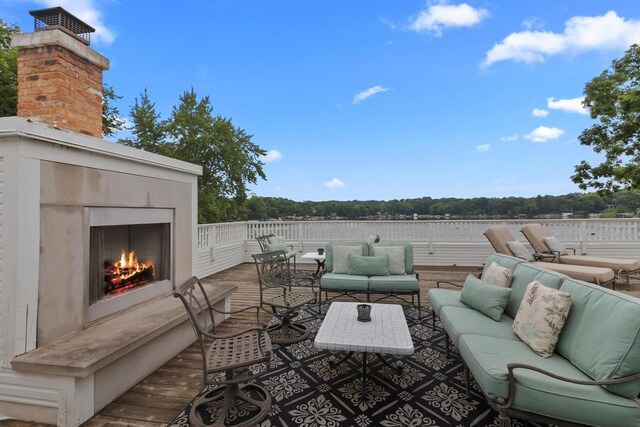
[460,275,512,321]
[531,262,614,285]
[319,273,369,290]
[520,223,552,253]
[512,281,572,358]
[440,307,520,345]
[368,274,419,291]
[507,240,534,261]
[347,254,389,276]
[458,334,640,427]
[556,279,640,398]
[559,255,640,272]
[427,289,465,317]
[544,236,569,255]
[371,245,406,275]
[483,261,514,287]
[505,263,565,319]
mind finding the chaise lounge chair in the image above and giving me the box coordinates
[520,223,640,289]
[484,226,615,286]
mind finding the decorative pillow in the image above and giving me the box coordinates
[507,240,534,262]
[513,281,572,358]
[459,275,512,321]
[267,235,286,245]
[483,261,514,287]
[543,236,568,256]
[367,234,380,244]
[348,254,390,276]
[372,246,406,275]
[332,245,364,274]
[265,243,287,253]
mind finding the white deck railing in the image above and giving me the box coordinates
[195,219,640,278]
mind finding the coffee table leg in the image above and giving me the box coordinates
[376,353,403,372]
[361,353,367,402]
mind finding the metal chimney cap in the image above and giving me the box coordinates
[29,7,95,45]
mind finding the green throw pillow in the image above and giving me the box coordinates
[348,254,390,276]
[460,274,512,321]
[266,243,287,253]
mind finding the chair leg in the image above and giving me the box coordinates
[431,308,436,330]
[463,364,470,396]
[445,333,450,358]
[417,292,422,319]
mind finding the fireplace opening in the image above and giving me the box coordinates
[86,207,174,322]
[89,223,170,305]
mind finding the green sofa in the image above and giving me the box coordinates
[428,254,640,426]
[319,242,420,313]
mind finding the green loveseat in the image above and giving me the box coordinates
[428,254,640,426]
[319,242,420,313]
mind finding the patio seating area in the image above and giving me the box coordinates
[75,260,639,426]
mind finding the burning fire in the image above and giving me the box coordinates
[105,250,154,295]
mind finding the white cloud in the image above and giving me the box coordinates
[261,150,282,163]
[323,178,345,189]
[532,108,549,117]
[409,2,488,36]
[33,0,115,45]
[353,85,389,105]
[501,134,519,142]
[547,97,588,115]
[476,144,490,152]
[525,126,564,143]
[522,17,545,31]
[483,11,640,67]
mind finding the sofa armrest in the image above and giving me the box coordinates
[499,363,640,410]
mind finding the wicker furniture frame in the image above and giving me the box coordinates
[174,276,272,427]
[252,251,317,345]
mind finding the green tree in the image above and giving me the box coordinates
[119,88,166,152]
[163,89,266,223]
[0,20,20,117]
[102,84,125,137]
[572,44,640,192]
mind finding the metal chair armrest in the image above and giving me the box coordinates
[567,247,577,255]
[533,252,557,262]
[500,363,640,410]
[208,304,262,324]
[436,280,463,289]
[202,326,267,341]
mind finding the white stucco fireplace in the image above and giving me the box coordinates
[0,117,232,426]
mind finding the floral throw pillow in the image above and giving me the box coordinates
[482,261,513,287]
[513,281,572,358]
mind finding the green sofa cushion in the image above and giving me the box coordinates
[368,274,419,291]
[557,279,640,399]
[505,263,566,319]
[481,254,525,279]
[460,275,512,321]
[369,243,414,274]
[325,242,368,273]
[459,335,640,427]
[440,306,520,345]
[348,254,389,276]
[320,273,369,291]
[427,289,465,316]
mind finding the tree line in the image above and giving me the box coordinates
[241,191,640,221]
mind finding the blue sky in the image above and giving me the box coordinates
[3,1,640,201]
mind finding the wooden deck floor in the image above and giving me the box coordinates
[3,263,639,426]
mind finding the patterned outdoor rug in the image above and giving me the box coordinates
[169,304,529,427]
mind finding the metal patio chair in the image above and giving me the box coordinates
[256,233,297,270]
[174,276,272,427]
[252,251,316,345]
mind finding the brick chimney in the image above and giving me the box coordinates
[11,8,109,138]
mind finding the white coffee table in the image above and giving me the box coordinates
[314,302,413,401]
[301,251,326,276]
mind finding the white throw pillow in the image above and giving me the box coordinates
[372,246,406,275]
[507,240,534,262]
[332,245,363,274]
[543,236,568,256]
[268,235,286,245]
[482,261,513,287]
[513,281,572,358]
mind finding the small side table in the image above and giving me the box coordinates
[301,251,326,276]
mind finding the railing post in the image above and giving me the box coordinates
[579,221,587,255]
[298,222,303,253]
[210,225,217,261]
[428,223,434,254]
